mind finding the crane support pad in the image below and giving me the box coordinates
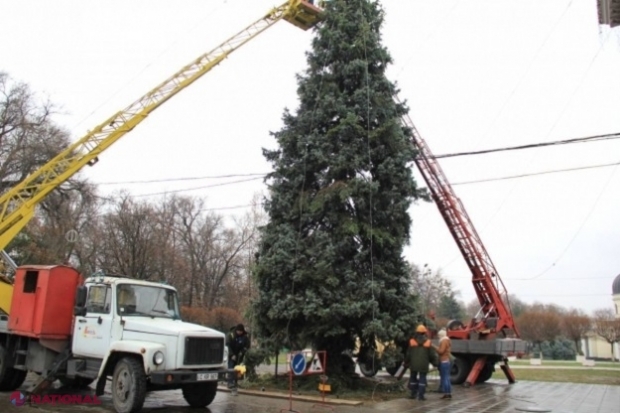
[448,338,528,356]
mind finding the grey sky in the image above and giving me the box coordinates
[1,0,619,315]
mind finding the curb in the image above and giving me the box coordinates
[217,386,364,406]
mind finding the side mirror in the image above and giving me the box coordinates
[74,286,87,316]
[75,286,87,307]
[74,306,87,316]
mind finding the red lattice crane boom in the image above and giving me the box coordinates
[397,95,525,386]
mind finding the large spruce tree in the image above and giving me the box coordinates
[250,0,425,374]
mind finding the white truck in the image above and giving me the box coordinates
[0,265,232,413]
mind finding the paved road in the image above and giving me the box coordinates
[1,372,618,413]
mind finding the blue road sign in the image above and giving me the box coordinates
[291,353,306,376]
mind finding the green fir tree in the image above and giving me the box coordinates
[438,293,465,322]
[250,0,426,376]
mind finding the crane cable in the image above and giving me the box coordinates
[356,0,379,381]
[285,4,334,354]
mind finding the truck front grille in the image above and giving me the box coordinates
[184,337,224,365]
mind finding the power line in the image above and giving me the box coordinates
[96,172,268,185]
[451,276,613,281]
[525,162,620,281]
[91,159,620,200]
[451,160,620,186]
[202,203,254,211]
[131,176,265,197]
[510,276,614,281]
[512,293,611,297]
[427,132,620,160]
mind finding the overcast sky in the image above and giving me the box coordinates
[1,0,620,315]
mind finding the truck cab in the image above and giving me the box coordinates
[0,265,231,413]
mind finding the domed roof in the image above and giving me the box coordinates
[613,274,620,295]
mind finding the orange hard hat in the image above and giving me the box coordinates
[416,325,427,333]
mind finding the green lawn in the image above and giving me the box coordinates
[496,369,620,385]
[509,359,620,368]
[268,354,290,365]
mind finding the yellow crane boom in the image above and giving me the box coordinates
[0,0,325,314]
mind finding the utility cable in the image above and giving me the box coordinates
[96,172,269,185]
[428,132,620,160]
[439,18,616,271]
[451,160,620,186]
[91,131,620,187]
[131,176,264,197]
[523,162,619,281]
[451,275,613,281]
[93,158,620,199]
[501,26,617,280]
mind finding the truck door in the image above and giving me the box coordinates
[72,285,114,358]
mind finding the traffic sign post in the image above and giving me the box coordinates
[308,352,332,411]
[280,350,329,413]
[281,351,304,413]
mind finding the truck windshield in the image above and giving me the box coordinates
[116,284,180,319]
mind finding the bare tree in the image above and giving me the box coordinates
[407,264,454,315]
[200,213,257,309]
[11,181,100,267]
[0,72,70,191]
[97,193,160,279]
[148,196,184,285]
[516,304,562,356]
[220,193,266,314]
[561,308,591,356]
[173,196,221,307]
[1,72,95,269]
[593,308,620,361]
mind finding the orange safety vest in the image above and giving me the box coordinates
[409,338,431,348]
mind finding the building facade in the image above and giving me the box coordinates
[580,273,620,360]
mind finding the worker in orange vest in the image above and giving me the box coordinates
[404,324,439,400]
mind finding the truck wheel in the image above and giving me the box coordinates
[0,344,26,391]
[112,357,147,413]
[182,381,218,408]
[8,369,27,390]
[358,358,380,377]
[475,362,494,383]
[59,376,96,388]
[450,356,470,385]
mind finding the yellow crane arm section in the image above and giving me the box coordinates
[0,0,324,314]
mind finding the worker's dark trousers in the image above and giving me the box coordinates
[408,371,428,399]
[227,358,238,388]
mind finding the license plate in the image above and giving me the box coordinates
[196,373,218,381]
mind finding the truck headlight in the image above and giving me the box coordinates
[153,351,165,365]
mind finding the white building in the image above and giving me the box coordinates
[581,273,620,360]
